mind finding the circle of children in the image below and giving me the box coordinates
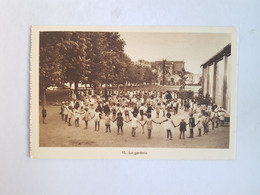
[57,90,227,141]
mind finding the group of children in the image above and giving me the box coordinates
[43,89,227,141]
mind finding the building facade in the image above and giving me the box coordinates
[201,44,231,112]
[185,73,202,85]
[155,60,185,85]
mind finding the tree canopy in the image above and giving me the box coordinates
[39,31,194,105]
[39,31,161,95]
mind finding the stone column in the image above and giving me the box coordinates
[202,66,204,92]
[203,67,207,96]
[209,65,214,98]
[206,65,210,95]
[213,61,217,102]
[226,56,231,112]
[223,55,228,109]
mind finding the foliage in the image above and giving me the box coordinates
[143,66,154,85]
[195,88,212,106]
[39,32,65,90]
[58,32,92,91]
[175,90,194,99]
[41,32,202,105]
[161,59,170,85]
[39,32,67,105]
[40,32,129,91]
[126,64,143,85]
[197,76,203,86]
[176,70,190,90]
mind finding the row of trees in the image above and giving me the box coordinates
[40,32,157,105]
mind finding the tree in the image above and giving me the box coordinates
[162,59,167,85]
[152,71,158,84]
[126,64,144,86]
[143,66,157,85]
[198,76,203,86]
[154,59,170,85]
[39,32,66,106]
[176,71,188,90]
[59,32,92,93]
[39,31,131,104]
[116,54,133,90]
[195,88,212,106]
[86,32,126,90]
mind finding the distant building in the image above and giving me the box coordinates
[186,73,202,85]
[136,59,201,85]
[152,61,201,85]
[153,60,185,85]
[154,60,185,73]
[201,43,231,112]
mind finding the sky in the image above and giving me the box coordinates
[119,32,231,74]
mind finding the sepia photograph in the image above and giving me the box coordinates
[2,0,260,194]
[30,26,237,159]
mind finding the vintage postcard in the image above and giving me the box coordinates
[30,26,238,159]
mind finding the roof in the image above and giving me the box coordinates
[201,43,231,69]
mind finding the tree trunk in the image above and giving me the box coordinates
[74,81,79,99]
[162,59,166,86]
[123,81,126,91]
[74,82,78,93]
[105,82,108,101]
[43,89,46,107]
[93,83,97,90]
[41,86,47,107]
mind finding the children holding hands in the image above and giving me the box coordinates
[58,90,221,143]
[91,108,102,131]
[82,108,90,129]
[188,113,196,138]
[113,112,127,135]
[104,112,113,133]
[175,117,189,139]
[127,113,142,137]
[158,113,190,140]
[141,113,160,139]
[159,113,175,140]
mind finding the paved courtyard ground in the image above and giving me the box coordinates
[39,105,229,148]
